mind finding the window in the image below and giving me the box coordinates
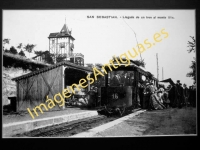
[52,39,55,44]
[60,42,65,48]
[108,71,134,87]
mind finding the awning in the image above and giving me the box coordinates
[159,78,175,85]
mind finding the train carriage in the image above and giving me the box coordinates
[95,59,158,112]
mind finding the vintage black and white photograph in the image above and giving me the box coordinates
[2,9,196,137]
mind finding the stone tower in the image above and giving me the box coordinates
[48,23,75,63]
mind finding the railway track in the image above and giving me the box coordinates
[13,115,116,137]
[32,115,108,137]
[13,108,142,137]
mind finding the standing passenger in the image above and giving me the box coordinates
[121,71,130,86]
[111,71,121,86]
[176,80,182,108]
[179,83,184,107]
[143,82,152,110]
[168,84,177,108]
[183,84,189,107]
[129,73,134,86]
[138,81,145,108]
[189,85,196,107]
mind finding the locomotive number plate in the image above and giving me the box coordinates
[111,93,119,100]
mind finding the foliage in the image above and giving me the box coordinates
[4,49,10,53]
[34,50,55,64]
[56,55,66,63]
[17,43,23,49]
[9,46,18,54]
[24,44,36,53]
[19,50,26,57]
[17,43,26,57]
[95,63,103,69]
[187,36,195,53]
[3,39,10,51]
[45,52,55,64]
[3,54,47,71]
[186,36,196,84]
[134,59,146,68]
[186,58,196,83]
[34,50,44,56]
[3,39,10,45]
[85,63,94,68]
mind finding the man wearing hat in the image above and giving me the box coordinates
[167,85,172,90]
[138,81,145,108]
[183,84,189,107]
[179,83,185,107]
[111,71,121,86]
[176,80,182,108]
[168,82,178,108]
[143,82,154,109]
[120,71,127,86]
[150,82,156,93]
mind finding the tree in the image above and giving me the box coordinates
[85,63,94,68]
[45,52,55,64]
[133,59,146,68]
[95,63,103,69]
[9,46,18,54]
[34,50,54,64]
[24,44,36,53]
[3,39,10,51]
[17,43,26,57]
[34,50,44,56]
[187,58,196,84]
[24,44,36,57]
[56,55,66,63]
[186,36,196,84]
[19,50,26,57]
[3,39,10,45]
[4,49,10,53]
[17,43,23,50]
[187,36,195,53]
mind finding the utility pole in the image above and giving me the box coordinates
[156,53,159,81]
[162,67,164,80]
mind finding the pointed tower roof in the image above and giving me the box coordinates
[60,24,70,34]
[48,23,75,40]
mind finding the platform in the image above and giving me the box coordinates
[3,107,98,137]
[70,109,146,137]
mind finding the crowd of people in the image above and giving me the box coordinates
[141,80,196,110]
[167,80,196,108]
[91,70,196,111]
[110,71,134,86]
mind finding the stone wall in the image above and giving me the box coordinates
[2,67,31,106]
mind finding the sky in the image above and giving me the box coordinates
[3,9,195,86]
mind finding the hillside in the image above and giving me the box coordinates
[2,67,31,106]
[2,52,52,106]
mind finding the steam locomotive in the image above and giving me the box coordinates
[92,59,158,116]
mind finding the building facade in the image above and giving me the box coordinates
[48,23,75,63]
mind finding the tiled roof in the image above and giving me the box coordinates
[48,24,75,40]
[12,60,92,81]
[48,32,59,37]
[48,32,75,40]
